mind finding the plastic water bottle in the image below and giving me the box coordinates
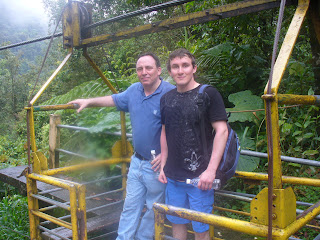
[151,150,160,176]
[151,150,156,160]
[186,177,221,190]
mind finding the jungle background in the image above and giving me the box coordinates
[0,0,319,239]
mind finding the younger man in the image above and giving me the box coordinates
[158,49,228,240]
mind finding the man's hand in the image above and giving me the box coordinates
[198,169,216,190]
[151,153,161,172]
[158,169,167,184]
[68,99,90,113]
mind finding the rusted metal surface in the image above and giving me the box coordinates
[277,94,320,105]
[153,203,285,238]
[33,103,78,112]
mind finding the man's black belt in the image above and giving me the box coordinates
[135,152,149,161]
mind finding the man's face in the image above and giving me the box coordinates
[136,56,161,88]
[169,56,197,87]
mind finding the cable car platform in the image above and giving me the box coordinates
[0,165,124,239]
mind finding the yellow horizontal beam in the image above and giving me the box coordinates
[81,0,287,47]
[284,201,320,238]
[153,203,285,238]
[235,171,320,187]
[41,157,129,176]
[33,103,78,112]
[27,173,76,190]
[213,205,251,217]
[31,210,72,229]
[277,94,320,105]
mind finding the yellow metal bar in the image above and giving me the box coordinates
[41,157,128,176]
[28,173,76,189]
[70,187,79,240]
[121,162,127,199]
[120,111,128,155]
[62,2,81,48]
[33,103,78,112]
[30,50,73,105]
[83,50,118,94]
[265,99,283,189]
[27,176,40,240]
[81,0,283,47]
[153,203,285,238]
[264,0,310,94]
[236,171,320,187]
[154,207,165,240]
[277,94,320,105]
[212,205,251,217]
[282,201,320,238]
[77,184,87,240]
[31,210,72,229]
[26,108,37,152]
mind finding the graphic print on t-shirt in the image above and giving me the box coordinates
[184,151,200,172]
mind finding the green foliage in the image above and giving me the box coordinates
[279,104,320,161]
[0,195,30,239]
[197,42,268,101]
[226,90,264,123]
[0,135,27,169]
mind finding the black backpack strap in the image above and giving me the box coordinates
[197,84,210,160]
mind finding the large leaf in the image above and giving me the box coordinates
[226,90,264,123]
[236,130,259,172]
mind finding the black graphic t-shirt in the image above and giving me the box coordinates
[160,85,227,181]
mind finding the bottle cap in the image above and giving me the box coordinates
[151,150,156,155]
[186,179,191,184]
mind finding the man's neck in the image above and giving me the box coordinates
[144,78,161,96]
[177,80,199,93]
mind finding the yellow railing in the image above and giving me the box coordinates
[23,0,320,239]
[154,0,320,239]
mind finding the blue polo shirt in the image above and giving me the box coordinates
[112,80,175,159]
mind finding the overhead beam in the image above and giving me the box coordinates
[80,0,296,47]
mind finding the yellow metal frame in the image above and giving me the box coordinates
[25,2,132,239]
[154,0,320,239]
[24,0,320,239]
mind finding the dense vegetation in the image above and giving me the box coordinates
[0,0,319,239]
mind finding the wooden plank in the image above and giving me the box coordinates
[0,165,123,214]
[0,165,56,195]
[41,205,122,239]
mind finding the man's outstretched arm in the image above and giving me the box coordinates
[68,96,115,113]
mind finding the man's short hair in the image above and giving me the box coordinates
[167,48,196,72]
[137,52,161,68]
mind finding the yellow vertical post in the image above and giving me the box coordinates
[120,111,128,198]
[26,176,40,240]
[77,184,87,240]
[49,114,61,169]
[27,108,37,153]
[70,187,80,240]
[62,1,81,48]
[154,207,165,240]
[265,98,282,189]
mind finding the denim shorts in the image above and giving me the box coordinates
[165,177,214,233]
